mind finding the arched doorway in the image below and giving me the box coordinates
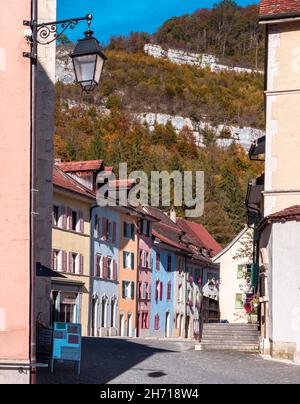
[165,312,171,338]
[91,295,99,337]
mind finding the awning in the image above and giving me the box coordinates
[36,262,66,278]
[249,136,265,159]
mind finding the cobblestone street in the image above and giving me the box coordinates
[38,337,300,384]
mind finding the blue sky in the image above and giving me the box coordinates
[58,0,259,43]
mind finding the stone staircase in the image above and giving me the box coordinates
[195,323,260,352]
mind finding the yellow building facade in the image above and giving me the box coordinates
[51,167,95,336]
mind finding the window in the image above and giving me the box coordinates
[141,283,147,300]
[94,215,101,238]
[122,281,134,300]
[52,250,60,271]
[178,284,183,303]
[156,251,160,271]
[142,313,149,329]
[111,298,116,328]
[123,251,134,269]
[95,255,102,278]
[142,220,151,236]
[167,255,172,272]
[235,294,244,310]
[178,257,184,275]
[68,253,83,275]
[237,264,246,279]
[53,206,60,227]
[71,253,77,273]
[124,222,135,240]
[155,280,163,301]
[71,210,78,231]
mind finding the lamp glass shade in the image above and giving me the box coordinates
[73,54,97,90]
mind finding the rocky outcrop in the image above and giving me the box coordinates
[136,112,264,150]
[144,44,263,75]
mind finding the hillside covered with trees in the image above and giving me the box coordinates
[55,1,265,246]
[107,0,265,70]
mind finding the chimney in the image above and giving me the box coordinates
[170,207,177,223]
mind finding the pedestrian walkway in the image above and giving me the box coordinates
[38,337,300,384]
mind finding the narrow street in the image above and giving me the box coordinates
[38,338,300,384]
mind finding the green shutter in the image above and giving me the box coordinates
[131,282,135,300]
[131,224,135,241]
[251,263,259,289]
[123,251,126,268]
[122,281,126,299]
[131,253,135,269]
[123,222,127,238]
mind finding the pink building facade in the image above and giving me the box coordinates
[0,1,32,384]
[137,214,155,337]
[0,0,56,384]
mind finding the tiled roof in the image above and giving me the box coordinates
[258,205,300,230]
[57,160,104,173]
[53,167,95,199]
[177,218,222,257]
[260,0,300,18]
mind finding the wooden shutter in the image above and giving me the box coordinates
[113,260,117,281]
[123,222,127,238]
[61,206,67,230]
[94,255,99,277]
[122,281,126,299]
[131,282,135,300]
[103,257,108,279]
[67,207,72,230]
[68,252,73,273]
[79,210,84,233]
[79,255,84,274]
[131,253,135,270]
[51,250,55,270]
[155,314,159,330]
[167,281,171,300]
[160,282,163,301]
[62,251,67,272]
[123,251,127,269]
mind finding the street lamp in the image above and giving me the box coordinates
[23,14,107,92]
[70,26,107,92]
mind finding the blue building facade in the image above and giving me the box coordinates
[150,245,176,338]
[90,206,120,337]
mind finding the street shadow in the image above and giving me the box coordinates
[37,337,175,384]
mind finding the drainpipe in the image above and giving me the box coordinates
[29,0,38,385]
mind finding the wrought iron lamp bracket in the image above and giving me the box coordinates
[23,14,92,61]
